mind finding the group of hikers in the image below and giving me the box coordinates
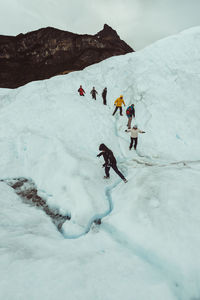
[78,85,107,105]
[78,85,146,184]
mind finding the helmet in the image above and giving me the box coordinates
[133,124,138,129]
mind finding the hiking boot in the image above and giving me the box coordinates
[123,179,128,183]
[104,176,110,179]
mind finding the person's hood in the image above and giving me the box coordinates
[99,143,110,151]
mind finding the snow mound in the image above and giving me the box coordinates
[0,27,200,300]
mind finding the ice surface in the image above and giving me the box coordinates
[0,27,200,300]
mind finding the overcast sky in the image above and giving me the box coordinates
[1,0,200,50]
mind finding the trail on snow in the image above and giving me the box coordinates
[59,107,200,239]
[60,109,129,239]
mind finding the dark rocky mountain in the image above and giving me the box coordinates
[0,24,134,88]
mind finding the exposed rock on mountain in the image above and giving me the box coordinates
[1,177,71,230]
[0,24,134,88]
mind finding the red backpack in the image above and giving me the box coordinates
[126,106,133,115]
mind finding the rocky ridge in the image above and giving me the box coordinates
[0,24,134,88]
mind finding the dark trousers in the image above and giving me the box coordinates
[92,94,96,100]
[102,96,107,105]
[127,116,133,129]
[105,164,125,180]
[130,137,138,150]
[112,106,122,116]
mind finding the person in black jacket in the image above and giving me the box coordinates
[90,87,98,100]
[97,144,127,183]
[102,87,107,105]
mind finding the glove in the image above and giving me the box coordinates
[97,154,101,157]
[102,163,107,168]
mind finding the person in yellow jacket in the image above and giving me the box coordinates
[112,95,126,116]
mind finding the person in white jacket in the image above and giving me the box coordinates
[125,124,145,150]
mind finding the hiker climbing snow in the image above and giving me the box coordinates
[90,87,98,100]
[78,85,85,96]
[102,87,107,105]
[97,144,127,183]
[125,125,145,150]
[126,104,135,129]
[112,95,126,116]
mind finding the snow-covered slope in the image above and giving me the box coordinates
[0,27,200,300]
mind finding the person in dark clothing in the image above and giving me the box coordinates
[90,87,98,100]
[78,85,85,96]
[102,87,107,105]
[97,144,128,183]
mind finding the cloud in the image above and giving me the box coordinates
[1,0,200,50]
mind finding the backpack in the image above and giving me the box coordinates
[126,106,132,115]
[126,105,135,116]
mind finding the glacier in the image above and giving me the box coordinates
[0,27,200,300]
